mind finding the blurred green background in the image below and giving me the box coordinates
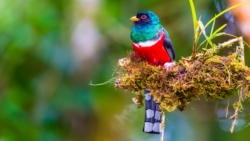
[0,0,250,141]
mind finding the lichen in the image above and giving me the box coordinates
[115,51,250,112]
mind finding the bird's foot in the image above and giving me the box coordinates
[118,58,129,66]
[132,97,139,105]
[164,62,176,70]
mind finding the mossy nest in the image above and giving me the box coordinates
[115,51,250,112]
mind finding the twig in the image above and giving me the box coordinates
[89,77,116,86]
[195,37,242,58]
[228,37,244,133]
[223,33,250,49]
[225,99,229,118]
[217,38,239,49]
[229,89,243,132]
[238,37,245,63]
[160,113,165,141]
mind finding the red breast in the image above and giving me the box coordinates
[132,32,171,66]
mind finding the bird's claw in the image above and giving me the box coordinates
[118,58,129,66]
[132,97,139,105]
[164,62,176,70]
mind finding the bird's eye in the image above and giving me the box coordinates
[141,14,147,19]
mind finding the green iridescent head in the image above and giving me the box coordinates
[130,11,163,43]
[130,11,160,25]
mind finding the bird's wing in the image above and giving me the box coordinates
[163,29,175,61]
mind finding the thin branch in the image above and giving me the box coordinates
[225,99,229,118]
[228,37,244,133]
[160,113,166,141]
[217,38,239,49]
[229,89,243,133]
[238,37,245,62]
[89,77,116,86]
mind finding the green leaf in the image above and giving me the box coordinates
[189,0,197,38]
[212,24,227,37]
[210,16,216,36]
[211,32,225,39]
[198,20,213,47]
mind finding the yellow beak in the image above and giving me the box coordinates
[130,16,139,22]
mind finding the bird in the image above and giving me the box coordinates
[130,11,175,134]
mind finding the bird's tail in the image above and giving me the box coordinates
[143,90,162,134]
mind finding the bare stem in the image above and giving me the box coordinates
[238,37,245,62]
[228,37,244,133]
[217,38,239,49]
[195,37,242,58]
[160,113,165,141]
[89,77,116,86]
[229,88,243,133]
[225,99,229,118]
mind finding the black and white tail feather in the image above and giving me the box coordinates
[143,31,175,134]
[143,90,162,134]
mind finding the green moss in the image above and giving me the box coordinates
[115,52,250,112]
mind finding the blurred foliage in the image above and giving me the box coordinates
[0,0,250,141]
